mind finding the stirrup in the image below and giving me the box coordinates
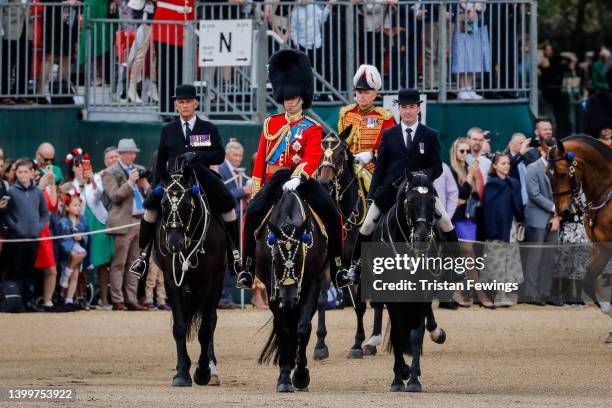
[336,262,360,288]
[129,254,148,278]
[236,271,253,289]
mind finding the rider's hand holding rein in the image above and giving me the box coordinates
[283,177,301,192]
[354,151,373,165]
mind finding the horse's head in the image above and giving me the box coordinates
[547,141,578,218]
[266,192,312,309]
[159,170,198,254]
[402,172,437,248]
[317,125,353,188]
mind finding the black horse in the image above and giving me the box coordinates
[372,173,443,392]
[315,129,445,360]
[258,187,328,392]
[153,167,226,387]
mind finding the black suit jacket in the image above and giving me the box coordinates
[154,117,225,185]
[369,122,442,211]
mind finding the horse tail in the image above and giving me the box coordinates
[185,294,204,341]
[384,316,393,353]
[258,326,279,365]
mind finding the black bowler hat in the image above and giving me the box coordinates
[173,84,199,100]
[393,89,423,105]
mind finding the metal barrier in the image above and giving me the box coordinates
[0,2,88,105]
[1,1,538,119]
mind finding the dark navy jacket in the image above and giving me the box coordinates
[482,175,524,241]
[369,122,442,211]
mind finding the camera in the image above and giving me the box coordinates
[529,138,541,148]
[138,169,152,180]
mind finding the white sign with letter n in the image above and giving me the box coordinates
[198,19,253,67]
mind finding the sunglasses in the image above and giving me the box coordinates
[40,156,55,163]
[458,149,468,153]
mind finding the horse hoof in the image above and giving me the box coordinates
[390,381,405,392]
[172,375,192,387]
[347,348,364,359]
[313,347,329,360]
[363,344,377,356]
[208,374,221,386]
[194,365,211,386]
[292,367,310,391]
[405,379,423,393]
[605,331,612,344]
[276,383,295,393]
[429,327,446,344]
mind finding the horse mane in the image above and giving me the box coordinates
[563,135,612,162]
[344,148,356,179]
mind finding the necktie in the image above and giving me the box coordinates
[184,121,192,144]
[405,128,413,151]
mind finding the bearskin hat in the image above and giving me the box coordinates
[585,91,612,138]
[268,49,314,110]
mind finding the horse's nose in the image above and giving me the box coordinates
[168,239,184,254]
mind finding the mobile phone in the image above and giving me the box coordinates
[82,160,92,173]
[465,154,474,165]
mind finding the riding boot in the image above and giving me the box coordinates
[224,219,243,276]
[442,229,459,243]
[336,232,371,288]
[129,220,156,278]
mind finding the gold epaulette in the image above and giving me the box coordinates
[303,114,321,128]
[373,106,393,120]
[264,114,290,141]
[337,104,357,131]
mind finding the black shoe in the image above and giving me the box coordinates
[24,301,45,313]
[236,271,253,289]
[129,255,148,278]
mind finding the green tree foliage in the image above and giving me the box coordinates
[539,0,612,55]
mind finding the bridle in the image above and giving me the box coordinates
[319,133,367,229]
[157,172,211,287]
[265,192,314,304]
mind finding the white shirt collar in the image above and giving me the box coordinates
[401,120,419,141]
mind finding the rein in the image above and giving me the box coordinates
[266,193,314,302]
[158,172,211,287]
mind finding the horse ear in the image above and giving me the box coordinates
[557,141,565,155]
[338,124,353,142]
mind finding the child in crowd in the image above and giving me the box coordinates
[58,191,90,307]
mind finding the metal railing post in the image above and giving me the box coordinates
[529,0,538,116]
[256,19,268,124]
[439,1,448,103]
[345,4,355,102]
[84,19,92,119]
[183,21,195,85]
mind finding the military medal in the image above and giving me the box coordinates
[291,140,302,151]
[367,117,377,128]
[419,142,425,154]
[190,134,211,147]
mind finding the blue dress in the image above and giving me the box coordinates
[451,8,491,74]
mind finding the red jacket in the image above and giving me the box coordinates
[251,113,323,196]
[153,0,195,46]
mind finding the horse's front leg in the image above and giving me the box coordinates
[406,322,425,393]
[386,304,409,392]
[194,305,214,386]
[313,284,330,360]
[272,308,295,393]
[426,302,446,344]
[363,301,384,356]
[166,283,192,387]
[293,281,320,391]
[350,285,368,358]
[207,309,220,385]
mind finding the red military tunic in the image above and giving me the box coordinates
[251,112,323,197]
[153,0,195,46]
[337,104,395,173]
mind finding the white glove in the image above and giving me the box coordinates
[282,177,301,192]
[354,151,373,165]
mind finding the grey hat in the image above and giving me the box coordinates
[116,138,140,153]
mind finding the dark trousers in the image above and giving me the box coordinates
[523,226,558,302]
[5,241,40,303]
[1,28,30,96]
[156,41,182,114]
[243,170,344,268]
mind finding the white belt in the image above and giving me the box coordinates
[157,1,192,14]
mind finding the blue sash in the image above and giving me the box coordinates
[267,118,314,164]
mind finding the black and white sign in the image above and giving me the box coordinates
[198,20,253,67]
